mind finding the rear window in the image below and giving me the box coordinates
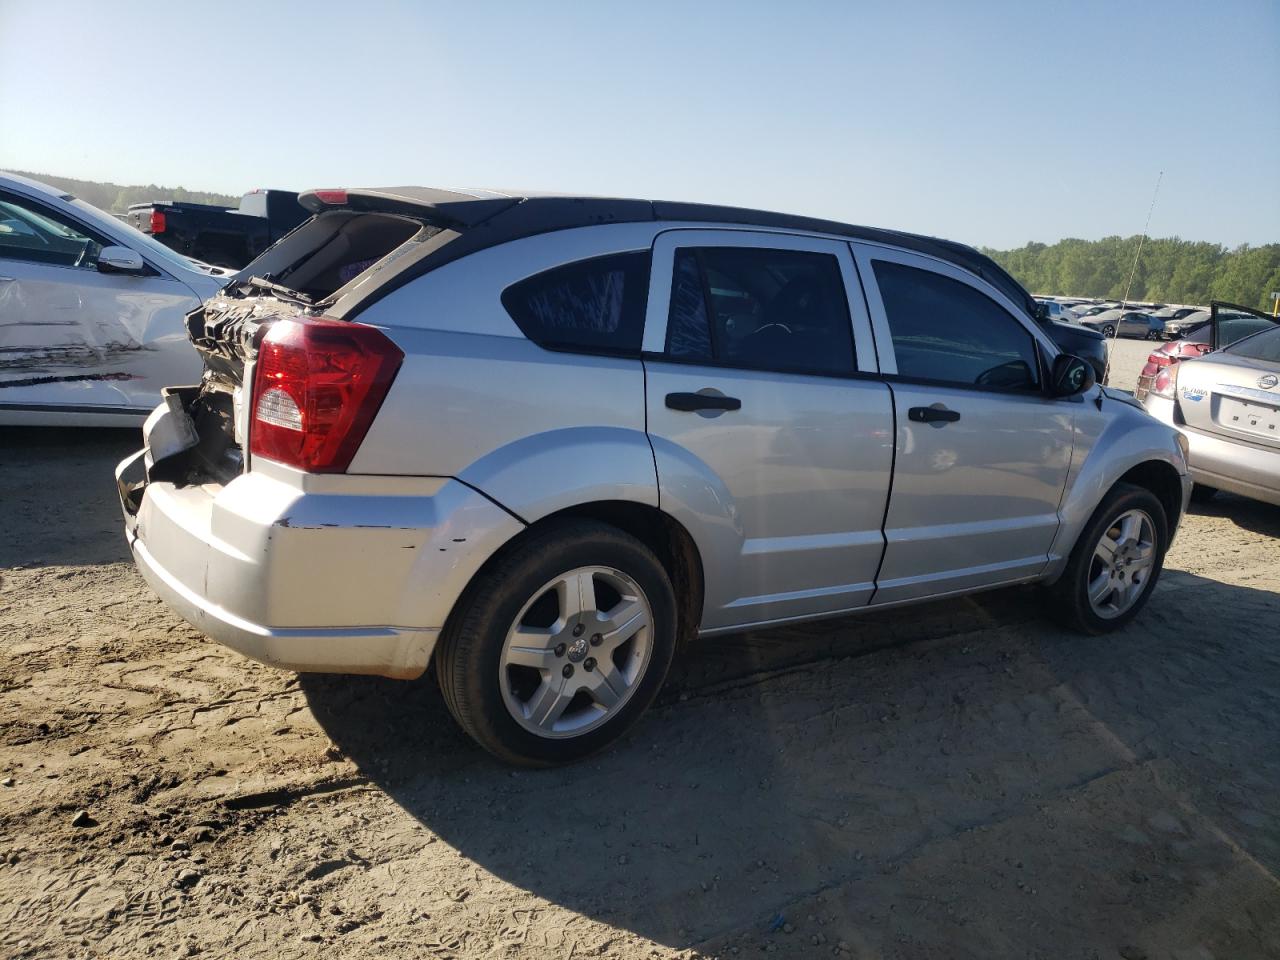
[283,214,425,298]
[239,211,431,300]
[1223,324,1280,363]
[501,252,651,356]
[1217,312,1276,348]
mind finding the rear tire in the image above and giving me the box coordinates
[1050,483,1168,634]
[435,520,677,766]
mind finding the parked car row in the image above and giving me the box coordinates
[1035,294,1226,344]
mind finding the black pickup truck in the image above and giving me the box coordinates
[124,189,309,268]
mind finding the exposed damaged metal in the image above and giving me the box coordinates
[0,371,137,389]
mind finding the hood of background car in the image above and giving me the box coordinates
[1046,317,1103,340]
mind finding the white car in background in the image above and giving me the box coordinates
[1,172,230,427]
[1035,298,1081,323]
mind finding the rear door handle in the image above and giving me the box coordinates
[665,391,741,412]
[908,405,961,424]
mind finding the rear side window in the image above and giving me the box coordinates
[502,252,651,355]
[872,260,1041,391]
[664,246,856,376]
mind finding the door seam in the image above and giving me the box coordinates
[867,381,898,605]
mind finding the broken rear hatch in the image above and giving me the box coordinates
[163,188,518,485]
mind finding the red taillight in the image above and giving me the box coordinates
[1152,363,1178,400]
[250,317,403,473]
[149,210,166,234]
[312,189,348,205]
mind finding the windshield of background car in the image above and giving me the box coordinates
[0,195,104,265]
[1222,324,1280,363]
[0,200,80,240]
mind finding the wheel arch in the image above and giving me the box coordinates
[444,499,706,649]
[1045,409,1190,586]
[1115,459,1184,535]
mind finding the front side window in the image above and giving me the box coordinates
[664,246,856,376]
[873,260,1040,390]
[0,193,105,268]
[502,252,650,355]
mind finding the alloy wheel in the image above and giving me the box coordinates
[1086,509,1157,619]
[498,566,654,738]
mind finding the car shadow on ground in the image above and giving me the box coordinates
[303,572,1280,953]
[0,426,140,568]
[1187,490,1280,538]
[4,425,1277,951]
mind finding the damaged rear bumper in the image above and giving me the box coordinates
[116,444,523,680]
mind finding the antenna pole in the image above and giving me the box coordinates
[1119,170,1163,317]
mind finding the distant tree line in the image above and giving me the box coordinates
[10,170,238,215]
[982,236,1280,313]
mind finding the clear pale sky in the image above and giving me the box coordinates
[1,0,1276,249]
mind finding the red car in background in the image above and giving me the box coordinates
[1135,302,1279,402]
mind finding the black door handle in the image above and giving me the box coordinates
[908,405,961,424]
[665,391,741,412]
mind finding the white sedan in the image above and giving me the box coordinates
[1,172,230,426]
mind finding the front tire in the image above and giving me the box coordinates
[435,520,677,766]
[1102,324,1116,338]
[1050,483,1168,634]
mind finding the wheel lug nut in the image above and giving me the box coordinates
[584,658,596,672]
[562,664,574,678]
[572,624,584,637]
[554,643,567,657]
[590,634,602,646]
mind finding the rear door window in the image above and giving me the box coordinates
[872,260,1041,390]
[502,252,651,356]
[664,246,856,376]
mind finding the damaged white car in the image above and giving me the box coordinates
[0,172,231,427]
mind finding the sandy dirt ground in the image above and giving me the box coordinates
[2,339,1279,960]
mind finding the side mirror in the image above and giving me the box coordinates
[97,245,146,275]
[1050,353,1096,397]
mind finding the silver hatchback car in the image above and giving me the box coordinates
[117,188,1192,764]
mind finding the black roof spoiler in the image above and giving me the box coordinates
[297,187,522,231]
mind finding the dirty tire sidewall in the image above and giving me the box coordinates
[1052,482,1168,635]
[435,520,677,766]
